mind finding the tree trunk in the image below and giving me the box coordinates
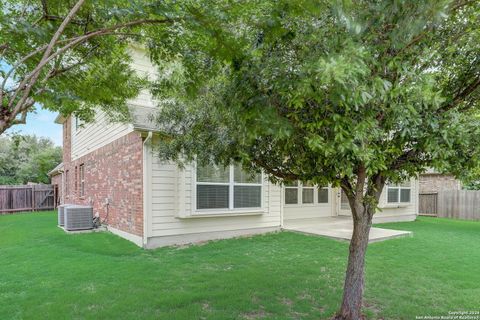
[334,206,373,320]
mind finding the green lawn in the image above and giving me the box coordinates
[0,213,479,319]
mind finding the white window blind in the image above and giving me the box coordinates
[284,181,299,204]
[387,181,411,204]
[302,182,314,204]
[285,182,330,205]
[318,187,329,203]
[196,164,262,210]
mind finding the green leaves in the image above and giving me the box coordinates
[0,134,62,185]
[149,0,480,189]
[0,0,175,133]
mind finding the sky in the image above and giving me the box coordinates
[5,107,63,146]
[1,61,63,146]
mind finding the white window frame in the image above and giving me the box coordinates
[74,116,84,133]
[194,163,264,214]
[302,183,315,204]
[386,181,412,204]
[284,181,300,205]
[284,182,330,206]
[317,186,329,204]
[79,164,85,197]
[65,169,69,196]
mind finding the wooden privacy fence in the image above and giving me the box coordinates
[419,193,438,216]
[0,185,57,214]
[437,190,480,221]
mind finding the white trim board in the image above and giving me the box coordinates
[145,226,280,249]
[108,226,143,247]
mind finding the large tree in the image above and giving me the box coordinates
[0,0,175,134]
[0,134,62,184]
[149,1,480,319]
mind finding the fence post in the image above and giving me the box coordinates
[31,186,35,212]
[53,186,57,209]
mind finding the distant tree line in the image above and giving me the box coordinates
[0,134,62,185]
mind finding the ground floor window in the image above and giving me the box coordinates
[318,187,329,203]
[284,181,299,204]
[387,181,411,204]
[196,164,262,211]
[65,170,69,196]
[79,164,85,197]
[284,181,329,205]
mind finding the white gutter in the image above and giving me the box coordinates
[142,131,153,248]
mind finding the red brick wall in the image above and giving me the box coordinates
[51,174,61,186]
[419,174,461,193]
[62,117,144,237]
[63,117,72,164]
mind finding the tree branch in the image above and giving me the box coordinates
[42,15,90,26]
[4,16,173,132]
[252,158,298,181]
[8,0,87,118]
[41,0,49,17]
[355,164,366,203]
[440,76,480,112]
[11,110,28,125]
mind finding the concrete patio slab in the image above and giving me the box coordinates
[283,217,412,243]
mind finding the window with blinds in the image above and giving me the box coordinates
[302,183,314,204]
[79,164,85,197]
[233,166,262,208]
[318,187,329,203]
[284,182,330,205]
[196,164,262,210]
[387,181,411,204]
[284,181,299,204]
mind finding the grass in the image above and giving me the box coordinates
[0,213,479,319]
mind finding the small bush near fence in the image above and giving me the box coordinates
[0,185,57,214]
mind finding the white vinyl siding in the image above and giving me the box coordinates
[146,140,281,239]
[70,46,156,160]
[70,111,133,160]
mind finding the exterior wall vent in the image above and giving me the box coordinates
[64,205,93,231]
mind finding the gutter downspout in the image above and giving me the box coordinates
[142,131,153,248]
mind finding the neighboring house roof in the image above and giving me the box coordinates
[48,163,64,177]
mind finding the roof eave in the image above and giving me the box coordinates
[54,114,66,124]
